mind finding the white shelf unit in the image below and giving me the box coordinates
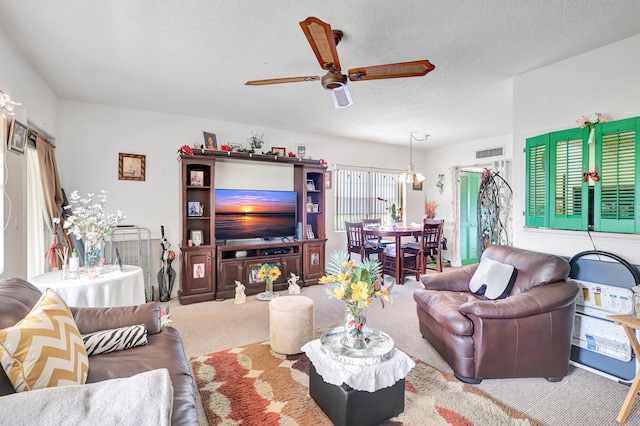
[105,226,152,302]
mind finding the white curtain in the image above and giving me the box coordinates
[26,144,49,278]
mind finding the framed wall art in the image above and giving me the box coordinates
[412,180,423,191]
[203,132,218,150]
[118,153,146,181]
[325,170,332,189]
[7,118,27,154]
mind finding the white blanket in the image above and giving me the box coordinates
[0,369,173,426]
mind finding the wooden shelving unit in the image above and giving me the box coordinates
[178,152,326,303]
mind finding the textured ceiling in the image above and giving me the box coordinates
[1,1,640,148]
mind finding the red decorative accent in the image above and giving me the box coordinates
[177,145,194,155]
[220,144,233,152]
[287,151,297,157]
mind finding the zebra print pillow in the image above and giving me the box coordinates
[82,324,148,356]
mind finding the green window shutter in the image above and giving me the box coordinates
[594,117,639,233]
[525,134,549,227]
[549,129,588,230]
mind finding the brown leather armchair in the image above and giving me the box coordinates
[414,245,579,384]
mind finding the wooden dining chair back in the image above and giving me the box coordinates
[345,221,384,262]
[403,218,445,274]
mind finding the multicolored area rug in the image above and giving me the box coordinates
[190,341,540,425]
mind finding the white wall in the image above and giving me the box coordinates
[512,34,640,263]
[55,101,421,292]
[422,134,513,265]
[0,24,59,279]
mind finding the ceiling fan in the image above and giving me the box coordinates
[245,17,435,108]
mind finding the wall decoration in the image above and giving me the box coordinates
[478,169,513,257]
[7,118,26,154]
[118,153,146,181]
[203,132,218,150]
[412,180,423,191]
[436,174,445,194]
[325,171,332,189]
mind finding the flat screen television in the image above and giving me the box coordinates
[215,189,297,242]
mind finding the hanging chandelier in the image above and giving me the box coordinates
[399,132,428,184]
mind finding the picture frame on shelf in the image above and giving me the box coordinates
[190,170,204,186]
[118,153,146,181]
[203,131,218,150]
[306,203,313,213]
[188,201,202,217]
[295,143,309,159]
[271,146,286,156]
[306,224,315,239]
[7,118,27,154]
[229,142,242,151]
[325,170,332,189]
[306,180,315,191]
[190,229,204,246]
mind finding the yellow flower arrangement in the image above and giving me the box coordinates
[257,263,281,287]
[320,251,392,344]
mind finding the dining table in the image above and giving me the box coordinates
[364,225,422,284]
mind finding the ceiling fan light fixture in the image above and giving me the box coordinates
[321,71,347,90]
[331,86,352,108]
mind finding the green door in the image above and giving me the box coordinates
[460,171,480,265]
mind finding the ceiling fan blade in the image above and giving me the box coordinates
[245,76,320,86]
[348,60,435,81]
[299,17,341,72]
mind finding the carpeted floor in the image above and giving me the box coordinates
[191,340,540,425]
[168,276,640,426]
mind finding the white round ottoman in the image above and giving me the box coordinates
[269,295,315,355]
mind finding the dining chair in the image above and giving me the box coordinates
[402,218,444,274]
[362,218,391,247]
[345,221,384,262]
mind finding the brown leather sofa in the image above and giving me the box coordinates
[0,278,198,425]
[414,245,579,384]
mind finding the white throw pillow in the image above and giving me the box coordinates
[468,258,517,300]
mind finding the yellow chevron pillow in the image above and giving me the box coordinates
[0,288,89,392]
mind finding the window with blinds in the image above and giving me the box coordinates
[334,167,403,231]
[596,118,639,233]
[549,129,588,230]
[525,135,548,227]
[525,116,640,234]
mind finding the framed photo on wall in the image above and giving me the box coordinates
[203,131,218,150]
[412,180,423,191]
[325,171,332,189]
[118,153,146,181]
[7,118,27,154]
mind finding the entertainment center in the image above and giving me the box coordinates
[178,151,327,304]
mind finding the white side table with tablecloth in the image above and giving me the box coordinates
[29,266,146,308]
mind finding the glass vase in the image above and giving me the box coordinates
[341,305,369,350]
[84,239,103,278]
